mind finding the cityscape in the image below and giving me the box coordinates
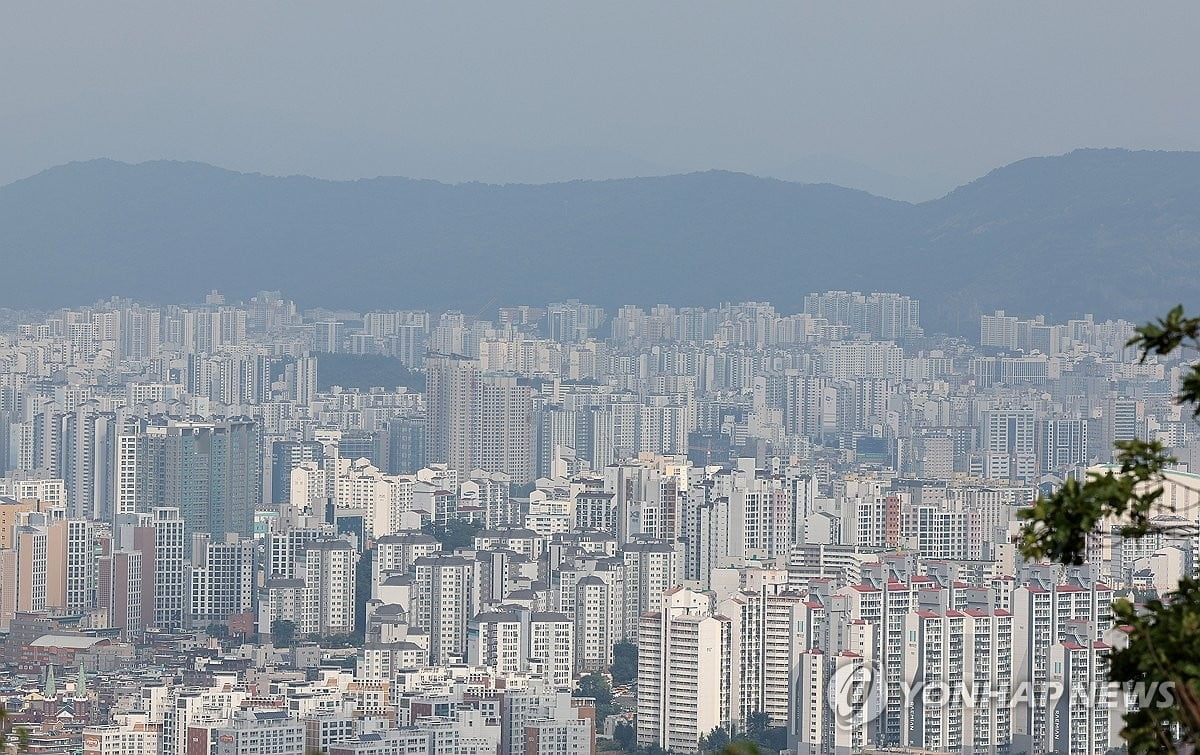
[5,3,1200,755]
[0,290,1191,755]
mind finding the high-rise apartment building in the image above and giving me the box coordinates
[719,581,807,728]
[300,539,357,637]
[386,416,425,475]
[425,355,534,484]
[1012,573,1114,754]
[116,507,186,631]
[98,545,142,640]
[637,587,734,752]
[213,709,305,755]
[472,607,574,689]
[119,417,261,539]
[425,354,477,476]
[500,684,596,755]
[83,713,160,755]
[47,517,95,613]
[271,440,323,505]
[411,554,476,664]
[902,606,1015,752]
[981,311,1020,350]
[0,517,49,630]
[983,408,1037,481]
[0,473,67,511]
[188,533,256,628]
[61,404,118,521]
[1041,417,1089,473]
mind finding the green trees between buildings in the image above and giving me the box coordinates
[698,717,785,754]
[0,704,31,752]
[612,721,636,752]
[574,672,620,724]
[608,724,775,754]
[422,519,481,551]
[1018,305,1200,754]
[718,744,763,755]
[611,642,638,686]
[271,619,297,647]
[352,547,372,646]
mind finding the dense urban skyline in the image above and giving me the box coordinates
[0,288,1192,755]
[5,4,1199,754]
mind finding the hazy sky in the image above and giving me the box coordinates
[3,1,1199,198]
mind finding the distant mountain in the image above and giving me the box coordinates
[1,149,1197,333]
[767,153,954,202]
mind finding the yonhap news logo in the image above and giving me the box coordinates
[824,659,1181,727]
[827,660,885,729]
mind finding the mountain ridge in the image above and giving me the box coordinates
[2,149,1197,332]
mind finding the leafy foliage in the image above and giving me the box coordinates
[699,716,783,754]
[1017,439,1175,565]
[611,642,638,686]
[0,704,31,753]
[352,547,372,645]
[1132,305,1200,417]
[700,726,731,752]
[422,519,481,552]
[575,672,620,724]
[271,619,296,647]
[719,743,762,755]
[314,633,361,649]
[1109,579,1200,753]
[1019,305,1200,753]
[612,721,636,752]
[744,711,771,744]
[314,353,425,392]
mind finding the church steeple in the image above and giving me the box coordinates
[44,664,56,697]
[75,667,87,698]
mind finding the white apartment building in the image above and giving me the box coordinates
[373,531,440,584]
[0,474,66,507]
[1047,635,1117,755]
[556,556,626,669]
[301,539,357,636]
[188,533,255,627]
[267,526,332,580]
[214,709,305,755]
[1012,576,1115,755]
[160,686,250,755]
[83,713,159,755]
[794,649,876,755]
[621,540,679,633]
[831,575,918,748]
[905,505,969,560]
[335,459,414,538]
[903,610,970,751]
[500,686,594,755]
[471,608,573,689]
[637,587,733,752]
[962,608,1015,753]
[411,554,475,664]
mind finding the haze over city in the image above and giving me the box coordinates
[4,2,1200,198]
[3,5,1200,755]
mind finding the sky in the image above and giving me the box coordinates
[2,1,1199,200]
